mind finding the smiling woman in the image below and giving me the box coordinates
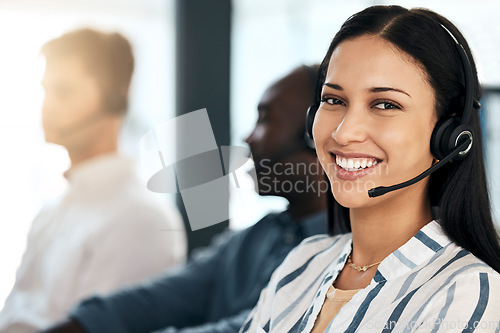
[315,34,437,212]
[241,5,500,333]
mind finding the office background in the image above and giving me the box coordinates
[0,0,498,310]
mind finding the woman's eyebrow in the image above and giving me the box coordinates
[369,87,411,98]
[323,83,411,98]
[323,82,342,90]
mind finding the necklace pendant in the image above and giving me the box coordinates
[350,262,368,272]
[348,253,382,273]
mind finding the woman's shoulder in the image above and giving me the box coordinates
[415,246,500,330]
[433,242,500,278]
[440,247,500,289]
[274,233,351,276]
[417,242,500,302]
[296,233,352,245]
[295,232,350,255]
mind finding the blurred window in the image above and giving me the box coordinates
[0,0,175,309]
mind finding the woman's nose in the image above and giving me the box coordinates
[331,107,368,146]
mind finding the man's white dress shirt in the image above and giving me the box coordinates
[0,154,186,332]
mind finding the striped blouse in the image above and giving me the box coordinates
[240,221,500,332]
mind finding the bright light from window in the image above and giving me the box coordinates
[0,1,175,309]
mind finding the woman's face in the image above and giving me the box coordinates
[313,34,437,208]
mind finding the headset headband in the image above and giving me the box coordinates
[439,24,478,124]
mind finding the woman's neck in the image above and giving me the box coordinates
[349,189,433,266]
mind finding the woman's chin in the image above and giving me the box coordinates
[331,190,375,209]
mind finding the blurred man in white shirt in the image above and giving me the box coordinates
[0,28,186,333]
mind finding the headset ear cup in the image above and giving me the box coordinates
[431,117,473,161]
[446,124,474,160]
[305,105,318,141]
[431,117,454,160]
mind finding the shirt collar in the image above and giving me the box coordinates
[372,220,453,283]
[329,220,453,285]
[64,153,137,195]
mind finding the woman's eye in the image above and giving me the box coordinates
[322,97,344,106]
[373,101,401,110]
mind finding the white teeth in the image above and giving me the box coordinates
[335,155,378,171]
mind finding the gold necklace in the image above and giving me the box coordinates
[347,254,382,272]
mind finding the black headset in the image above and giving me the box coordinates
[301,65,320,151]
[429,24,480,161]
[306,24,480,162]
